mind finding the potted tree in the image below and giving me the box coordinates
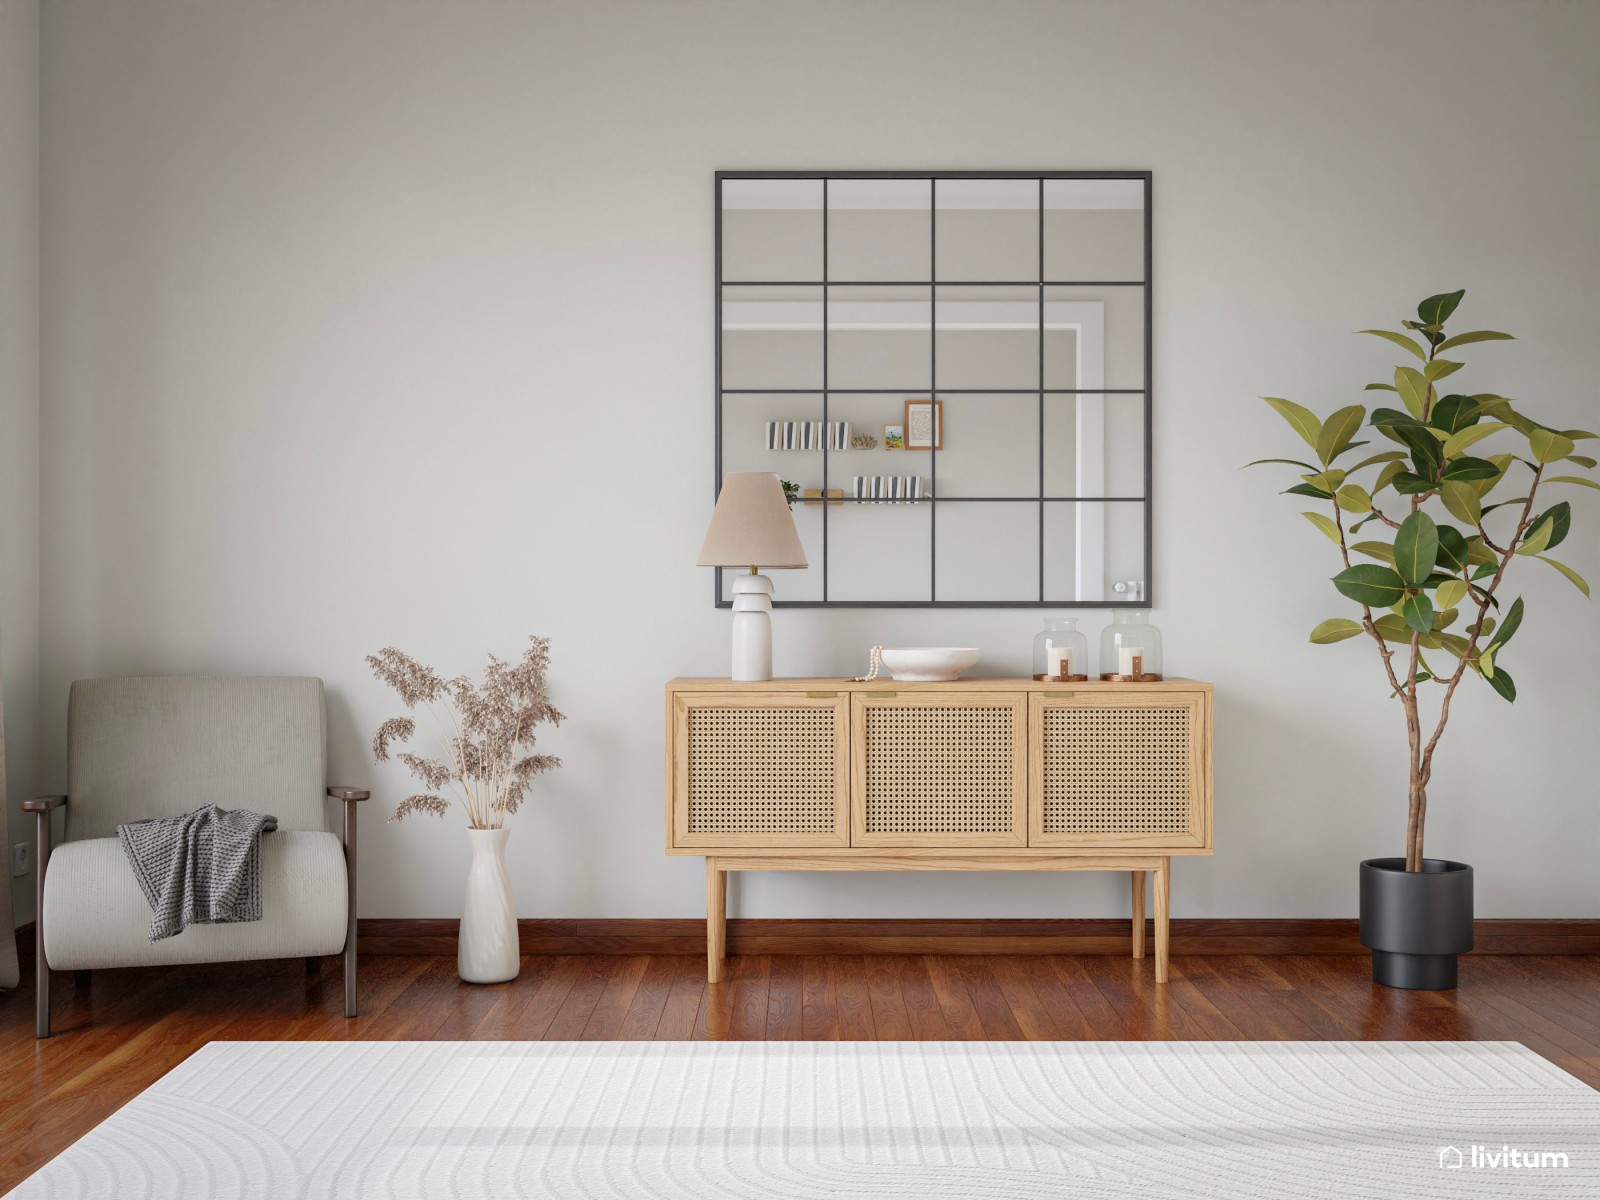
[1255,291,1595,989]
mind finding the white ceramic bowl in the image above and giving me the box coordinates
[878,647,980,682]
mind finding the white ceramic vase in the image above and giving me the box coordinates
[459,826,519,983]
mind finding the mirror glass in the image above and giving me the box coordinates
[715,172,1151,606]
[721,179,823,282]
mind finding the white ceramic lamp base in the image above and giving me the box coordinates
[730,573,774,682]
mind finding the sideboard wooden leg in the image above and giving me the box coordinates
[706,857,727,984]
[1130,870,1147,959]
[1153,856,1171,983]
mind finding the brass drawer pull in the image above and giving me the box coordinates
[806,691,837,699]
[1044,690,1077,698]
[868,691,897,699]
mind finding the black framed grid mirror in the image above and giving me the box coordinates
[715,170,1152,608]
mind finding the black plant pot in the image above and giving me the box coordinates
[1359,858,1473,989]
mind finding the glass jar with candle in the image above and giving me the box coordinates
[1099,611,1163,680]
[1033,617,1089,681]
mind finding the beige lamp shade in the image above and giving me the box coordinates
[696,472,809,569]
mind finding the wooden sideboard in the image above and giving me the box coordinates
[665,676,1213,984]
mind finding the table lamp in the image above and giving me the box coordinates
[697,472,808,681]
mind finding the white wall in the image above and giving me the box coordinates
[1,0,41,944]
[36,0,1600,921]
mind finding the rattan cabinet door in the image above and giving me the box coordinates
[671,692,850,848]
[851,692,1028,847]
[1028,691,1209,849]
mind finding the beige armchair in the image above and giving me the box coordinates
[25,676,367,1038]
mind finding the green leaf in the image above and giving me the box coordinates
[1529,428,1576,463]
[1441,456,1500,482]
[1315,405,1365,465]
[1371,613,1413,643]
[1245,457,1320,471]
[1390,471,1435,495]
[1370,407,1425,428]
[1394,367,1429,420]
[1350,540,1396,565]
[1393,510,1439,585]
[1436,329,1514,352]
[1284,482,1333,499]
[1429,394,1480,434]
[1301,511,1341,544]
[1562,429,1599,441]
[1364,382,1399,393]
[1546,474,1600,491]
[1441,422,1509,459]
[1465,537,1497,567]
[1435,579,1468,611]
[1400,591,1434,634]
[1417,289,1466,326]
[1335,484,1372,514]
[1263,397,1322,451]
[1309,618,1365,644]
[1303,469,1346,493]
[1348,450,1408,472]
[1423,358,1464,381]
[1536,501,1571,550]
[1437,633,1472,657]
[1536,556,1590,597]
[1393,424,1443,477]
[1332,564,1407,607]
[1358,329,1426,361]
[1374,461,1407,493]
[1440,481,1483,524]
[1516,518,1555,556]
[1471,453,1515,496]
[1434,525,1470,575]
[1566,454,1597,469]
[1487,596,1523,651]
[1483,664,1517,703]
[1432,605,1459,631]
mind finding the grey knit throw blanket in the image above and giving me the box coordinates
[117,804,278,942]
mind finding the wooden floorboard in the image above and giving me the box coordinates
[0,950,1597,1191]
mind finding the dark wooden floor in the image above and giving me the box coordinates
[3,951,1599,1190]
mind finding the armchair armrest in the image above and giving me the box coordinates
[327,787,369,801]
[22,795,66,813]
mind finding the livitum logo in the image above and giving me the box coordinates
[1438,1145,1571,1170]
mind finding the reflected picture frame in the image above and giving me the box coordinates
[904,399,943,450]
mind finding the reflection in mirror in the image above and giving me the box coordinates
[720,179,823,282]
[934,286,1039,391]
[827,286,932,391]
[1042,179,1145,282]
[1044,285,1144,390]
[935,502,1037,601]
[934,178,1039,282]
[1042,394,1145,498]
[715,172,1152,606]
[930,394,1036,498]
[828,179,932,282]
[828,502,931,602]
[1043,501,1146,604]
[720,286,823,390]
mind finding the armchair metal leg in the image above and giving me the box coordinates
[343,799,358,1018]
[35,810,50,1039]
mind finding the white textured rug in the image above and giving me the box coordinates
[11,1041,1600,1198]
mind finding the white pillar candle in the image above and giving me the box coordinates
[1047,646,1072,676]
[1118,645,1145,676]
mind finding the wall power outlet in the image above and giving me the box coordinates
[12,842,31,879]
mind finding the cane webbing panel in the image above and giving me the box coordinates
[686,707,836,833]
[1042,706,1189,833]
[864,706,1015,834]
